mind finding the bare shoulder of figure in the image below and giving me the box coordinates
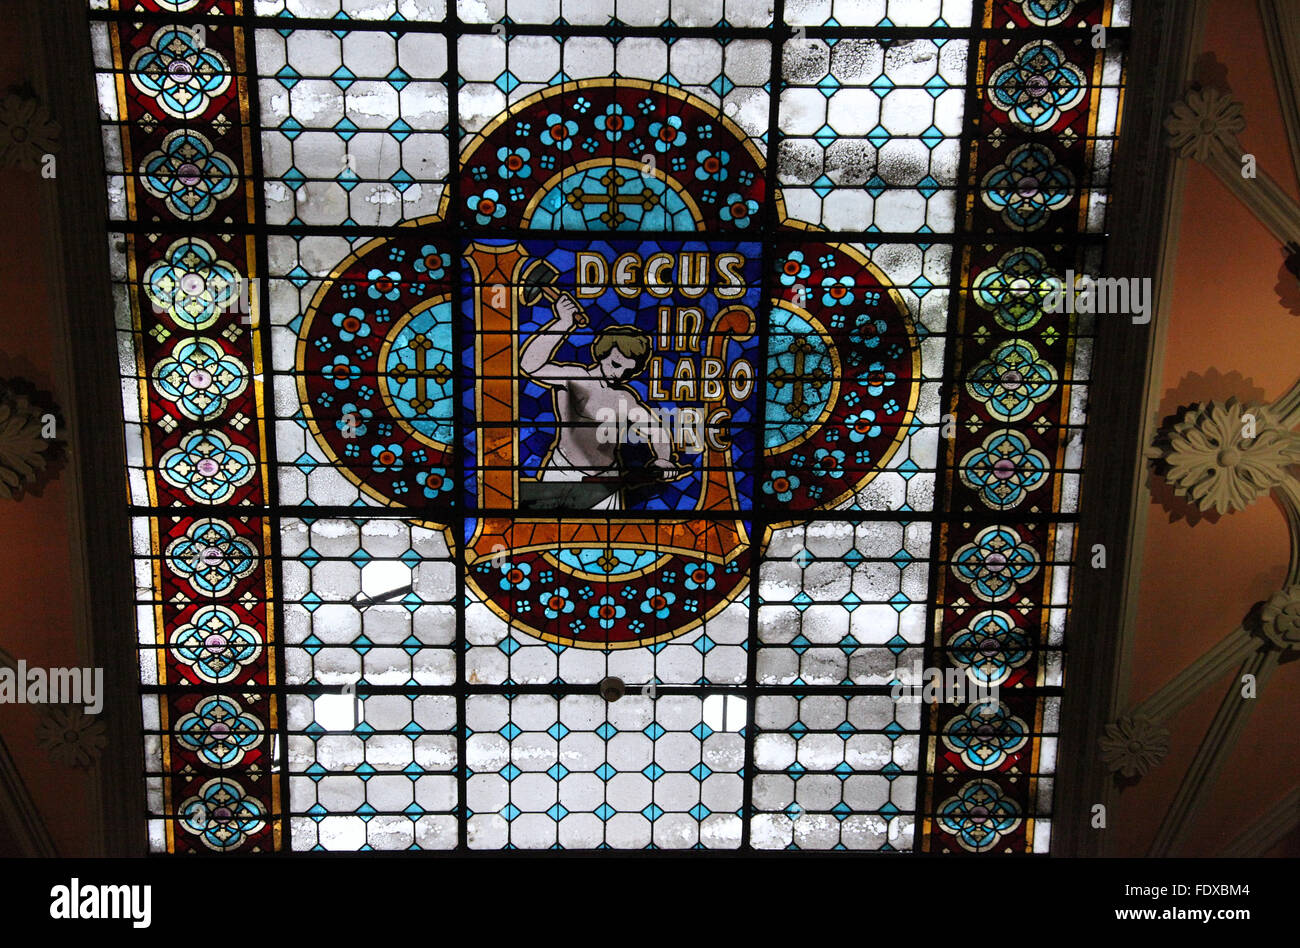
[564,366,601,385]
[531,361,596,385]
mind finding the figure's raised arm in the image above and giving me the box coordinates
[519,294,587,385]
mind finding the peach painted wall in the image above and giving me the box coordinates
[1117,0,1300,856]
[0,22,94,856]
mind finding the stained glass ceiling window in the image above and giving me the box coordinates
[88,0,1128,853]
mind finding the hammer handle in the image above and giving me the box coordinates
[544,286,588,327]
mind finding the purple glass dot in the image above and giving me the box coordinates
[1026,75,1050,98]
[179,272,206,296]
[993,459,1017,480]
[212,806,233,823]
[197,458,220,477]
[209,722,231,738]
[1016,176,1040,197]
[188,368,213,389]
[979,637,1000,655]
[969,805,990,823]
[1001,369,1024,389]
[200,547,225,566]
[177,162,202,186]
[984,552,1008,572]
[976,724,997,739]
[167,60,195,81]
[203,633,228,650]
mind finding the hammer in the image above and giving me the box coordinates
[519,258,588,327]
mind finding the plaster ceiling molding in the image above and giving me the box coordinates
[1220,786,1300,858]
[1258,0,1300,194]
[1099,715,1171,778]
[1135,376,1300,854]
[1258,584,1300,651]
[0,732,58,857]
[1104,623,1260,783]
[0,377,65,500]
[1147,399,1300,516]
[35,705,107,770]
[1164,85,1246,162]
[1279,243,1300,316]
[1147,650,1278,857]
[1165,84,1300,256]
[0,87,59,171]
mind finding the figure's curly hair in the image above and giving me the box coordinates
[591,325,652,374]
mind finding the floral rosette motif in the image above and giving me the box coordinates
[972,247,1063,333]
[152,337,249,422]
[939,699,1030,771]
[935,778,1023,852]
[987,41,1088,132]
[958,430,1051,510]
[128,26,233,121]
[142,236,246,332]
[178,776,269,852]
[950,525,1041,603]
[163,517,260,601]
[473,551,754,650]
[168,603,265,685]
[980,142,1076,231]
[158,429,257,504]
[457,83,765,232]
[763,241,918,511]
[945,609,1034,688]
[991,0,1086,28]
[173,694,265,769]
[139,129,239,221]
[296,237,456,509]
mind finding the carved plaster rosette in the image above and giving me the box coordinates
[0,378,64,500]
[1165,86,1246,162]
[1099,715,1171,778]
[0,90,59,170]
[1148,399,1300,515]
[35,705,107,769]
[1258,585,1300,651]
